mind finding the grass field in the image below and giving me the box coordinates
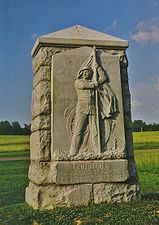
[135,149,159,196]
[0,131,158,156]
[0,135,30,157]
[0,157,159,224]
[133,131,159,149]
[0,133,159,224]
[133,131,159,197]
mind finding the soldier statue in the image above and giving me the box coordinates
[69,48,118,157]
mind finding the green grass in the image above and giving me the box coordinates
[0,200,159,225]
[0,135,30,157]
[0,133,159,224]
[133,131,159,149]
[0,158,159,225]
[0,131,158,157]
[0,144,30,151]
[0,150,30,157]
[0,135,30,145]
[0,161,29,207]
[1,131,159,155]
[134,149,159,196]
[0,149,159,224]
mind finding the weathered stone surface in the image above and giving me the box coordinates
[33,66,51,88]
[26,25,140,210]
[93,183,140,204]
[52,149,126,161]
[31,115,50,132]
[51,47,126,158]
[32,25,128,57]
[125,128,134,159]
[54,160,129,184]
[32,47,71,73]
[28,161,53,184]
[32,47,54,74]
[26,181,93,210]
[124,114,132,129]
[25,182,40,209]
[31,80,51,118]
[51,47,90,155]
[25,181,140,209]
[30,130,50,161]
[120,54,136,174]
[28,160,129,185]
[128,159,138,179]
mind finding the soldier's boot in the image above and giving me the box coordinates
[68,149,78,157]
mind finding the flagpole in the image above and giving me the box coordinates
[92,46,101,154]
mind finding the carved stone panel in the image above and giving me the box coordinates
[28,160,129,185]
[51,46,125,160]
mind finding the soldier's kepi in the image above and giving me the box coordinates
[69,46,118,157]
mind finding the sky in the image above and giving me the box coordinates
[0,0,159,125]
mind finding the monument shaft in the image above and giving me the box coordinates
[26,25,140,209]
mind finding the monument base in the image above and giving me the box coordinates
[26,160,140,210]
[26,181,140,210]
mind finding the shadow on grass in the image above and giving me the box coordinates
[143,193,159,201]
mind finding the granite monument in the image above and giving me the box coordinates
[26,25,140,209]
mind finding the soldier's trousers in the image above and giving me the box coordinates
[69,112,99,155]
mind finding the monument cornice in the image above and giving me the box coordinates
[32,38,129,58]
[31,25,129,57]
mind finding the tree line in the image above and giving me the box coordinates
[0,121,31,135]
[132,120,159,132]
[0,119,158,134]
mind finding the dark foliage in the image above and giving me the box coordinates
[0,120,31,135]
[132,120,159,132]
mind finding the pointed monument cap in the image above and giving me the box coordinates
[32,25,128,56]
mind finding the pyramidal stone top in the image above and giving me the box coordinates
[32,25,128,56]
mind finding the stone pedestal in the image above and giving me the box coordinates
[26,159,140,210]
[26,25,140,210]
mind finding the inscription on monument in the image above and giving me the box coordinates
[54,160,129,184]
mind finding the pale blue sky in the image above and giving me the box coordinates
[0,0,159,124]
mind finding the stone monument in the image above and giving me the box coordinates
[26,25,140,210]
